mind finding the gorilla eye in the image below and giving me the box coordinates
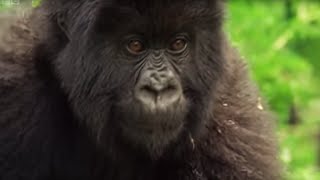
[169,38,187,53]
[127,40,146,55]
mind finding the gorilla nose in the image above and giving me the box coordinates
[135,70,182,108]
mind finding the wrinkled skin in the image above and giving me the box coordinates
[0,0,281,180]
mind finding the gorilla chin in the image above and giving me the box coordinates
[115,82,189,157]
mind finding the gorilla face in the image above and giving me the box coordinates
[54,0,224,156]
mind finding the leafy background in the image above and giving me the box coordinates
[226,1,320,179]
[1,0,320,179]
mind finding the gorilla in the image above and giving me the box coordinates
[0,0,281,179]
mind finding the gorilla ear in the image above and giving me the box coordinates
[56,12,71,41]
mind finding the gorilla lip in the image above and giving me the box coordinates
[136,87,184,111]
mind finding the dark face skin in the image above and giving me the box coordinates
[54,0,224,157]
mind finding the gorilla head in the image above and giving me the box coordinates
[41,0,225,157]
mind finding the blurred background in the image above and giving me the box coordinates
[226,1,320,179]
[1,0,320,179]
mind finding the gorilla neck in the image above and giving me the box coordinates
[92,129,199,179]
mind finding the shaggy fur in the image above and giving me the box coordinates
[0,0,280,179]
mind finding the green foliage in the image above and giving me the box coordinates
[227,1,320,179]
[226,1,317,122]
[32,0,41,7]
[0,0,41,8]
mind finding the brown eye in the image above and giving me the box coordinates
[127,40,145,55]
[169,38,187,52]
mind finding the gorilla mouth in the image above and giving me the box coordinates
[120,94,188,131]
[115,92,188,155]
[137,92,184,114]
[120,112,185,157]
[135,79,184,110]
[137,84,181,111]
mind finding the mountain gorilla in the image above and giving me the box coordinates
[0,0,281,179]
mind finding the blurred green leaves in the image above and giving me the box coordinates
[227,0,319,123]
[32,0,41,7]
[227,1,320,179]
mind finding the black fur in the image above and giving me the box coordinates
[0,0,281,179]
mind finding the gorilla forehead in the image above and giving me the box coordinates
[95,0,224,33]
